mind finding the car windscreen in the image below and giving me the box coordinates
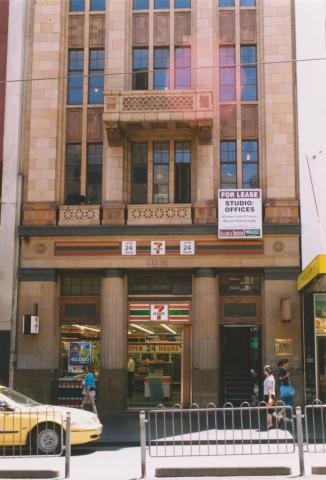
[0,387,39,406]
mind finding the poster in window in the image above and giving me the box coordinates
[68,342,92,366]
[315,294,326,335]
[218,189,262,239]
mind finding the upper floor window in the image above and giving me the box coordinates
[133,0,149,9]
[220,141,236,188]
[155,0,169,7]
[153,142,170,203]
[240,0,256,6]
[130,141,192,204]
[133,48,149,90]
[242,140,259,188]
[65,144,82,204]
[175,142,191,203]
[154,48,170,90]
[89,49,104,104]
[90,0,106,10]
[241,46,257,101]
[175,47,191,89]
[219,0,234,6]
[175,0,191,6]
[70,0,85,12]
[219,46,235,101]
[61,274,101,296]
[87,144,103,203]
[67,50,84,104]
[131,143,148,204]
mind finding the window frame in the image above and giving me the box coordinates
[220,140,237,189]
[67,50,84,105]
[242,140,259,189]
[240,45,257,101]
[131,143,148,205]
[154,47,170,90]
[88,49,105,104]
[65,143,82,204]
[133,48,149,90]
[175,46,191,89]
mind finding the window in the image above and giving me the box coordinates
[220,141,236,188]
[241,46,257,101]
[61,274,101,296]
[89,49,104,104]
[220,273,261,295]
[154,48,169,90]
[153,143,169,203]
[87,144,103,203]
[240,0,256,5]
[69,0,85,11]
[175,47,191,89]
[131,143,148,204]
[90,0,106,10]
[133,0,149,9]
[68,50,84,104]
[133,48,149,90]
[219,0,235,6]
[242,141,259,188]
[175,0,191,6]
[65,144,82,204]
[155,0,169,7]
[219,47,235,101]
[175,142,191,203]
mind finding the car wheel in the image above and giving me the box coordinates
[32,425,62,455]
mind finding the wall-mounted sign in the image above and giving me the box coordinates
[275,338,293,356]
[128,343,182,354]
[122,241,136,255]
[180,240,195,255]
[129,303,191,322]
[23,315,40,335]
[151,304,169,321]
[151,240,166,255]
[218,189,262,239]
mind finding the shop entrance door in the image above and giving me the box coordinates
[127,324,190,408]
[221,326,261,405]
[317,336,326,402]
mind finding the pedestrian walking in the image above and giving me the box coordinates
[277,358,295,408]
[81,365,98,415]
[127,356,136,397]
[263,365,276,430]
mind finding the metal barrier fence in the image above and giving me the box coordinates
[140,401,326,479]
[140,401,296,478]
[0,406,71,478]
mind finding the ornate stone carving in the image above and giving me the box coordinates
[127,204,192,225]
[122,94,194,112]
[105,122,122,145]
[58,205,101,225]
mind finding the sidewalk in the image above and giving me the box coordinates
[96,411,140,444]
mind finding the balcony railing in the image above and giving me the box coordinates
[127,204,192,225]
[58,205,101,226]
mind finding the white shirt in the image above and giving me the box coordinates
[128,358,135,373]
[263,374,275,396]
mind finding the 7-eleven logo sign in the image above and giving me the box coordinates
[151,240,166,256]
[150,304,169,321]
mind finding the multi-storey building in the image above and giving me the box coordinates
[17,0,301,413]
[0,0,25,387]
[296,0,326,404]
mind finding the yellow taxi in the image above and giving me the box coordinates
[0,385,102,454]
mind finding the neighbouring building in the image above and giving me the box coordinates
[0,0,25,387]
[17,0,302,413]
[296,0,326,404]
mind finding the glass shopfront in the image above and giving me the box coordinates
[314,294,326,402]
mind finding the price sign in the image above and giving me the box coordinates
[122,241,136,255]
[180,240,195,255]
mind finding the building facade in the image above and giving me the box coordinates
[17,0,301,413]
[296,0,326,404]
[0,0,25,387]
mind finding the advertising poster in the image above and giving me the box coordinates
[218,189,262,239]
[315,294,326,334]
[68,342,92,366]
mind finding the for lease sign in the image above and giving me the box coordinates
[218,189,262,239]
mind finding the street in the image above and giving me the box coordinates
[1,444,326,480]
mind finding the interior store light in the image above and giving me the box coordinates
[72,324,100,333]
[129,323,154,335]
[160,324,177,335]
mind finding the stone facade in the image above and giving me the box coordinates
[15,0,302,412]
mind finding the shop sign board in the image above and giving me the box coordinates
[275,338,293,356]
[121,240,136,255]
[128,343,182,353]
[151,240,166,255]
[218,189,262,239]
[180,240,195,255]
[151,304,169,321]
[68,342,92,366]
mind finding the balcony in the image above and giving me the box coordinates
[127,204,192,225]
[104,90,213,144]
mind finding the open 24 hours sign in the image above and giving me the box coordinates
[218,189,262,239]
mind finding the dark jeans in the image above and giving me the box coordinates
[128,372,134,397]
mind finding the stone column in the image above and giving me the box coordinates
[192,269,219,405]
[98,269,127,413]
[15,270,58,403]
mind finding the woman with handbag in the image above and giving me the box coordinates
[81,365,98,415]
[263,365,276,430]
[278,358,295,408]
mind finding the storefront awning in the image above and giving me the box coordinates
[297,254,326,291]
